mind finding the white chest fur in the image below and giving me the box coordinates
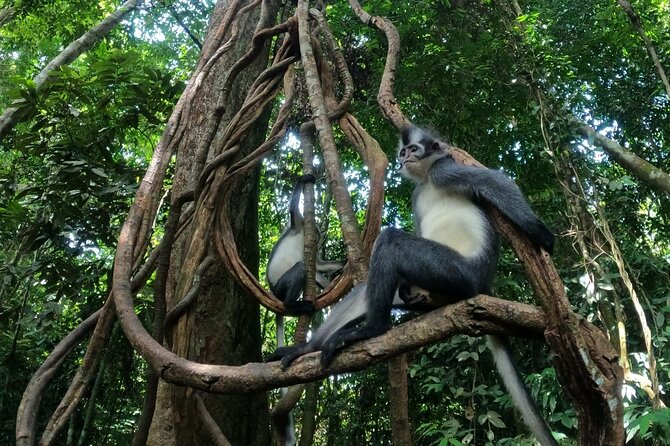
[267,230,304,284]
[414,183,488,258]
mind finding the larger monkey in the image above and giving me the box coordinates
[269,127,557,446]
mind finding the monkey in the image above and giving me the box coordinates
[268,174,343,446]
[268,127,557,446]
[266,174,344,315]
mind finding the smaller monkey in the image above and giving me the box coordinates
[266,174,344,315]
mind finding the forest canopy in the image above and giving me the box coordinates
[0,0,669,445]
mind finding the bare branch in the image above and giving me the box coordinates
[16,310,101,446]
[113,291,556,394]
[617,0,670,99]
[388,355,411,446]
[193,392,233,446]
[37,298,117,446]
[164,2,203,49]
[0,0,140,140]
[271,385,305,446]
[593,191,664,408]
[347,0,410,130]
[0,6,15,28]
[164,256,216,328]
[571,116,670,196]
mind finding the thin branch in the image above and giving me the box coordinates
[165,2,203,49]
[37,298,117,446]
[17,251,157,446]
[617,0,670,99]
[193,392,233,446]
[0,6,15,28]
[271,385,304,446]
[510,0,670,197]
[346,0,410,130]
[0,0,140,140]
[163,256,216,328]
[76,325,117,446]
[15,310,101,446]
[593,192,664,408]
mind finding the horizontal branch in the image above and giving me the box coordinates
[119,295,552,394]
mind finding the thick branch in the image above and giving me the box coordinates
[113,289,552,394]
[450,142,624,444]
[572,117,670,196]
[0,0,139,140]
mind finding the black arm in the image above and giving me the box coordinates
[430,158,554,253]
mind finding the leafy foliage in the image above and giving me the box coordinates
[0,1,203,444]
[1,0,670,444]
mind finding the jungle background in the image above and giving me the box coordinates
[0,0,669,445]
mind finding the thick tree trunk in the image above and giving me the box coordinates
[146,1,282,445]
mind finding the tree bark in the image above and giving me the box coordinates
[146,1,282,444]
[387,355,412,446]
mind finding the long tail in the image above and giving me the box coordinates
[486,335,558,446]
[276,315,296,446]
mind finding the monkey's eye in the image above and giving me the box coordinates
[400,145,420,157]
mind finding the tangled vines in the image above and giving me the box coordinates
[16,1,623,445]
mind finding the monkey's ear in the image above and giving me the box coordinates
[437,139,452,151]
[430,140,441,152]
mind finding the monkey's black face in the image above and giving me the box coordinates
[398,143,424,169]
[397,126,444,181]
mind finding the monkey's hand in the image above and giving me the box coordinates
[266,343,313,370]
[402,289,429,306]
[526,219,555,254]
[283,300,315,316]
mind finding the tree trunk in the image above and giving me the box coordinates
[388,355,412,446]
[146,1,282,444]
